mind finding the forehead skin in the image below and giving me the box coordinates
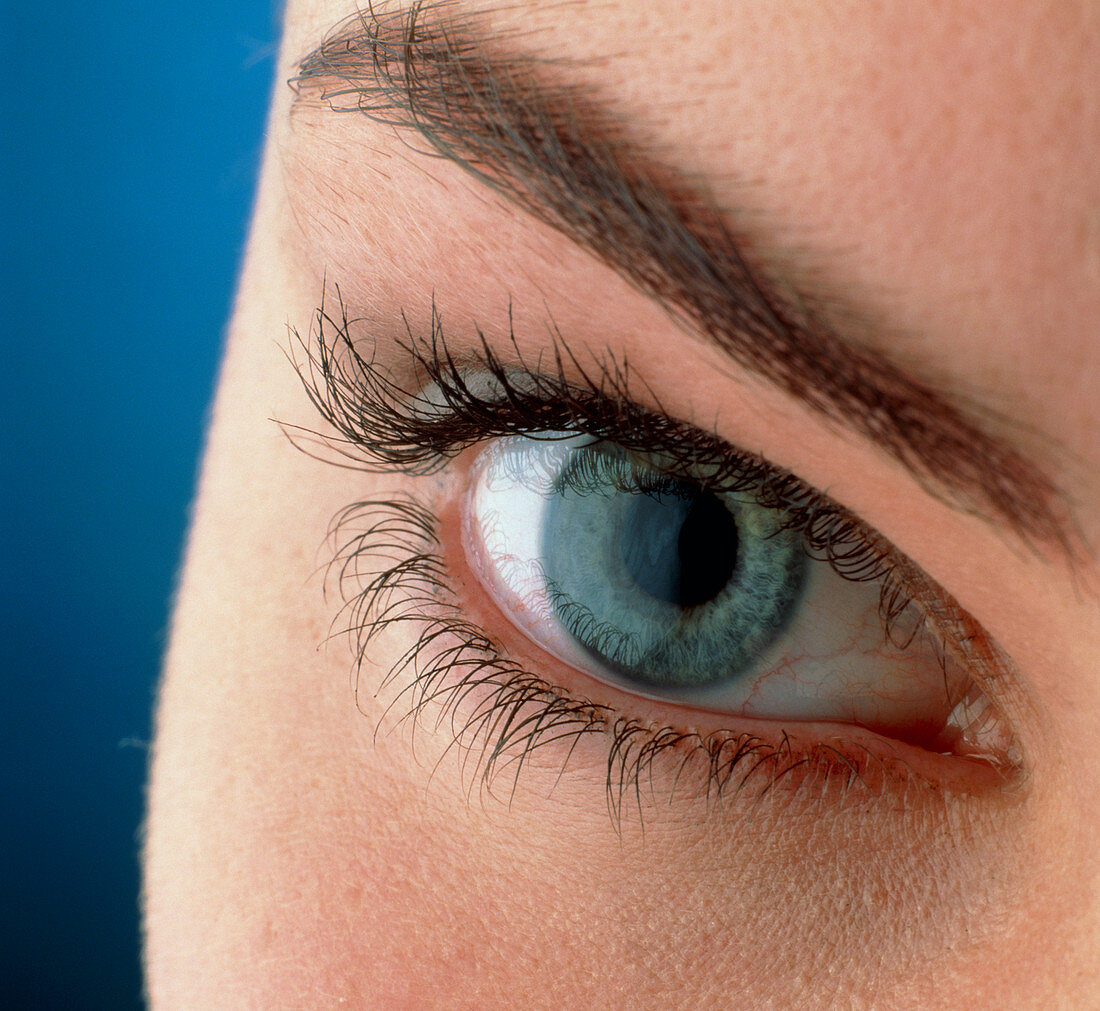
[144,1,1100,1008]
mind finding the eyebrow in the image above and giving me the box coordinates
[290,1,1079,560]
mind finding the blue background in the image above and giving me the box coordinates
[3,3,276,1005]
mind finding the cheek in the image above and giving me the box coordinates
[148,608,1033,1010]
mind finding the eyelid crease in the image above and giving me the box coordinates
[288,1,1083,567]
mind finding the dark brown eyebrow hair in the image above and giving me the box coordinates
[290,1,1080,561]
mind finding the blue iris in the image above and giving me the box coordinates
[540,442,807,689]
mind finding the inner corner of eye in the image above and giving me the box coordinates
[454,433,1011,769]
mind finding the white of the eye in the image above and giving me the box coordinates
[466,436,961,739]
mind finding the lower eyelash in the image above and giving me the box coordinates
[325,493,944,826]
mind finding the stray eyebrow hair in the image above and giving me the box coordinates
[290,0,1080,561]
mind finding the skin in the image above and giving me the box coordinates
[144,2,1100,1007]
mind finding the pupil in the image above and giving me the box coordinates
[621,488,738,607]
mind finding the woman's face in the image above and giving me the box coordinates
[144,1,1100,1006]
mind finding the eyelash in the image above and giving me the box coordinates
[287,288,1006,821]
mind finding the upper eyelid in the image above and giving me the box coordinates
[289,289,790,483]
[287,3,1081,565]
[287,290,943,651]
[283,289,988,604]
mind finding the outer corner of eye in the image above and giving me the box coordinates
[453,432,1022,794]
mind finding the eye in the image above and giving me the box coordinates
[466,433,996,756]
[288,295,1019,797]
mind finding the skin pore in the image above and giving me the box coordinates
[144,2,1100,1007]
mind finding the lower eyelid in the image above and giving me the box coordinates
[426,467,1019,801]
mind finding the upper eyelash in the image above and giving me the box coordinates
[286,288,927,649]
[285,286,1008,819]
